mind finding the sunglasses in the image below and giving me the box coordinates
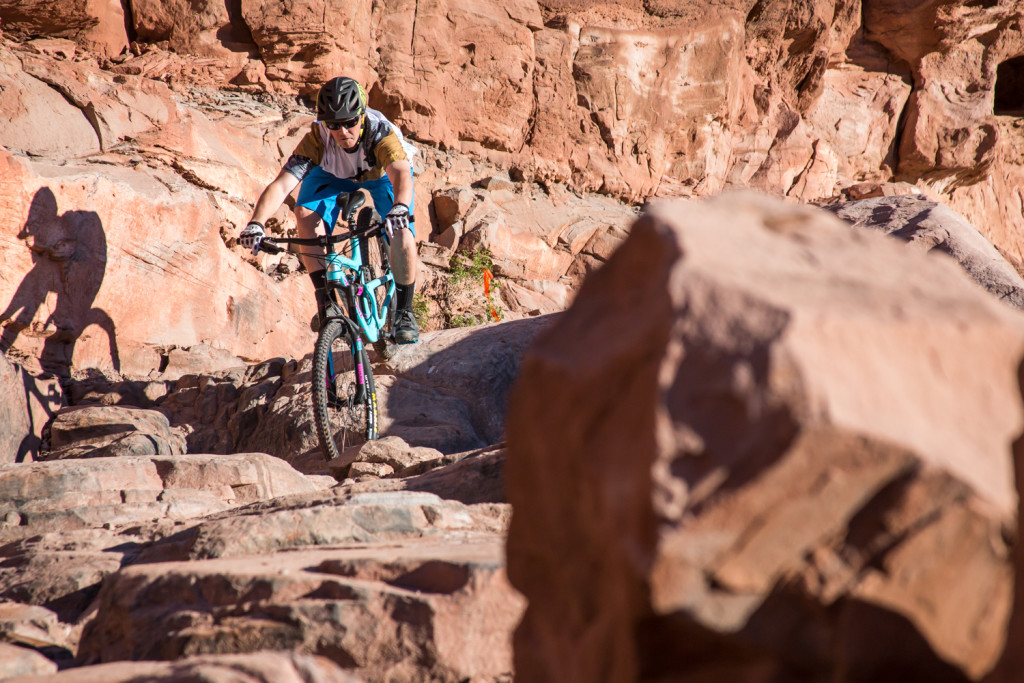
[323,117,361,131]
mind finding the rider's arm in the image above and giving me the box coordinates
[385,160,414,210]
[249,169,301,225]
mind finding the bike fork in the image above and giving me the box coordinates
[352,338,367,404]
[325,338,367,406]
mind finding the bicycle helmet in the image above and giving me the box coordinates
[317,77,366,121]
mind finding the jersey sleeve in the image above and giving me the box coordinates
[290,125,325,167]
[373,129,409,169]
[282,155,315,181]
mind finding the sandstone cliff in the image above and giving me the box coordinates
[6,1,1023,252]
[4,0,1024,379]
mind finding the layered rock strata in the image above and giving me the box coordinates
[7,1,1023,264]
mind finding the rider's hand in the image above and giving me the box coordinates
[239,221,265,255]
[384,203,410,239]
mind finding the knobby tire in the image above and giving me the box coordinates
[312,319,378,463]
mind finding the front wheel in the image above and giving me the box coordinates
[312,319,378,464]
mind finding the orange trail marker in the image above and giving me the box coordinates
[483,269,500,321]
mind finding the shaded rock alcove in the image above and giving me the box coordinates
[995,55,1024,117]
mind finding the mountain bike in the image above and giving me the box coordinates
[256,192,396,462]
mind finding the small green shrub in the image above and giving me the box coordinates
[441,247,504,329]
[450,313,480,328]
[412,292,430,328]
[449,248,495,285]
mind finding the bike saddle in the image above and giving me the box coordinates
[341,192,366,223]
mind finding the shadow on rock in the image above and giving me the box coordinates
[378,315,556,454]
[0,187,120,378]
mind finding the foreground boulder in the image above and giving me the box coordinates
[506,193,1024,682]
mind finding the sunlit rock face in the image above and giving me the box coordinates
[4,0,1024,380]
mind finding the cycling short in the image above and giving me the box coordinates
[295,166,416,236]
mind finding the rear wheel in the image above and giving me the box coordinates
[312,319,378,463]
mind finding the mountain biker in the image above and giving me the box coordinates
[239,76,420,343]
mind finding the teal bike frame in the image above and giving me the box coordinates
[325,232,395,344]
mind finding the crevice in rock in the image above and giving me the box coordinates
[785,139,822,197]
[169,160,222,192]
[887,70,917,182]
[746,0,767,25]
[411,0,420,63]
[120,0,137,45]
[81,102,106,150]
[221,0,260,57]
[520,37,541,155]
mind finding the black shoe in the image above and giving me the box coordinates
[393,308,419,344]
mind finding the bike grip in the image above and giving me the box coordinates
[259,239,282,254]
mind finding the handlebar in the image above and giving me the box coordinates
[257,220,386,255]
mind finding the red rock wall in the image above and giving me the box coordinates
[3,0,1024,374]
[0,151,315,377]
[60,0,1015,263]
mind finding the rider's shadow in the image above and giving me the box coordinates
[0,187,120,380]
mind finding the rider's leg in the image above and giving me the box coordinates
[390,228,419,336]
[362,174,418,286]
[389,228,418,288]
[294,204,334,331]
[294,169,361,331]
[366,179,419,342]
[294,205,325,274]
